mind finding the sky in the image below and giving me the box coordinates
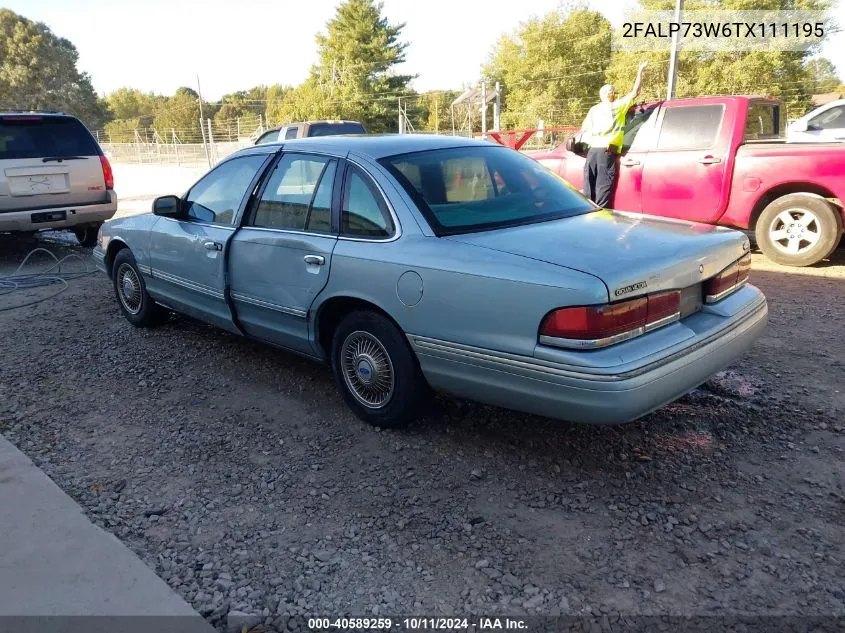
[6,0,845,101]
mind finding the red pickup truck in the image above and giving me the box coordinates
[531,96,845,267]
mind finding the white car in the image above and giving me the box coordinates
[787,99,845,143]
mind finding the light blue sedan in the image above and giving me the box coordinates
[94,135,767,428]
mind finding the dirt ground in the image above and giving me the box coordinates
[1,233,843,631]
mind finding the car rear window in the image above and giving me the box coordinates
[381,145,595,236]
[0,116,100,160]
[307,122,366,137]
[745,101,783,141]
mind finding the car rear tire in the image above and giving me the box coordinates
[330,310,425,429]
[73,224,101,247]
[112,249,166,327]
[755,194,842,267]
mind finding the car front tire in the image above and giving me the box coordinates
[111,249,165,327]
[755,194,842,267]
[330,310,425,429]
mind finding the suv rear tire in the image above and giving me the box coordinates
[755,194,842,267]
[330,310,425,429]
[112,249,166,327]
[73,224,101,247]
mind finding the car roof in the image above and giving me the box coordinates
[252,133,494,159]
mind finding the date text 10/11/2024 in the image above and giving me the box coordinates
[308,617,528,630]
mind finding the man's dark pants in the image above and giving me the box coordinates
[583,147,617,208]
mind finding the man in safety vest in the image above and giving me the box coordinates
[580,60,648,208]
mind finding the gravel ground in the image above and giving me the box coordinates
[1,233,844,632]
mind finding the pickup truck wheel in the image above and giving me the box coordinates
[330,310,424,429]
[72,224,101,247]
[112,249,165,327]
[755,194,842,267]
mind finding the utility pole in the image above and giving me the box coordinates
[197,74,211,168]
[207,118,216,166]
[196,75,205,121]
[494,82,501,132]
[480,81,487,137]
[666,0,684,99]
[398,97,403,134]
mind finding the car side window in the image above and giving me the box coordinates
[249,154,336,232]
[342,167,394,238]
[284,127,299,140]
[809,105,845,130]
[183,155,266,225]
[256,130,279,144]
[656,105,724,151]
[621,105,659,152]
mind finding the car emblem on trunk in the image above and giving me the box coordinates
[699,264,704,273]
[614,281,647,297]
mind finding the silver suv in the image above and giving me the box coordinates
[0,112,117,246]
[254,120,366,145]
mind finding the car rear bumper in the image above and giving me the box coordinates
[0,191,117,232]
[409,285,768,425]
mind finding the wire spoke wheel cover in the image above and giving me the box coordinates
[340,330,395,409]
[116,263,143,315]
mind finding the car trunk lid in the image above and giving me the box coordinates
[0,115,109,212]
[445,210,749,301]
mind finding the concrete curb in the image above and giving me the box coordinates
[0,435,214,631]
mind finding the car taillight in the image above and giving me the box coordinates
[704,253,751,303]
[100,155,114,190]
[539,290,681,349]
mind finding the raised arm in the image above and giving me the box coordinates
[630,60,648,99]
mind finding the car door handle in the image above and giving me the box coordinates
[202,241,223,251]
[620,158,640,166]
[303,255,325,266]
[698,156,722,164]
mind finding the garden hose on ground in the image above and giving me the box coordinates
[0,246,97,313]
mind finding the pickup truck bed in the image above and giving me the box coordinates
[532,96,845,267]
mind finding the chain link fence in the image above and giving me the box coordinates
[101,140,252,166]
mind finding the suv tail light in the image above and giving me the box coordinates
[539,290,682,350]
[704,253,751,303]
[100,155,114,190]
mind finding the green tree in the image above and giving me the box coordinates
[409,90,461,132]
[0,9,107,128]
[803,58,841,94]
[483,7,612,129]
[105,87,162,121]
[275,0,414,131]
[152,88,205,142]
[215,86,267,133]
[264,84,291,127]
[606,0,835,118]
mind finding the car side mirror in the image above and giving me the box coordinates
[152,195,181,217]
[790,119,808,133]
[565,136,575,152]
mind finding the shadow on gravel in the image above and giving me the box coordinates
[157,306,800,492]
[0,232,85,271]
